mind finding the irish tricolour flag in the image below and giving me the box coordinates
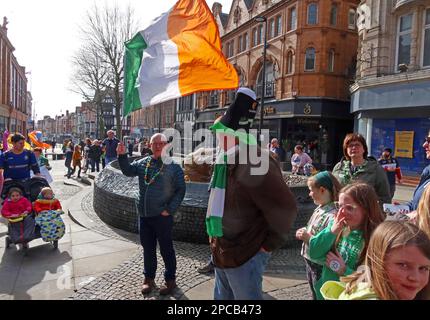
[124,0,239,116]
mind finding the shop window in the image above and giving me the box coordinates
[307,3,318,25]
[396,13,412,71]
[305,48,316,71]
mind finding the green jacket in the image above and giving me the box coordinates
[321,281,379,300]
[309,221,365,300]
[332,157,391,204]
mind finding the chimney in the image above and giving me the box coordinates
[212,2,222,17]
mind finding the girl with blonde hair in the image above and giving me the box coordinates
[321,221,430,300]
[416,186,430,240]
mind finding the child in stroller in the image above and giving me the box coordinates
[33,187,65,244]
[1,177,58,252]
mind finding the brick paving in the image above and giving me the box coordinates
[71,190,309,300]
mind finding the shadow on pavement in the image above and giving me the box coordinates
[0,242,72,300]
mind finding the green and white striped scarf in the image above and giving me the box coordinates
[206,146,238,237]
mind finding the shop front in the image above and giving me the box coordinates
[352,77,430,176]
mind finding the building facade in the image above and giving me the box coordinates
[0,17,30,134]
[195,0,359,168]
[351,0,430,175]
[130,100,176,139]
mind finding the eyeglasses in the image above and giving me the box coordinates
[334,201,358,214]
[347,142,362,149]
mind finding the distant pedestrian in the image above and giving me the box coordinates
[270,138,286,163]
[140,138,152,157]
[102,130,120,165]
[378,147,401,202]
[291,145,312,175]
[70,145,82,178]
[64,141,74,178]
[82,138,92,174]
[88,140,102,172]
[117,133,186,296]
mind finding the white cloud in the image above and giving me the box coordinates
[2,0,232,119]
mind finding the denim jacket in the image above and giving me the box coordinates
[118,155,186,217]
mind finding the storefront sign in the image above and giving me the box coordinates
[297,118,320,125]
[303,104,312,115]
[394,131,414,158]
[264,106,276,115]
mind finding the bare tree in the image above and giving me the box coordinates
[81,3,138,140]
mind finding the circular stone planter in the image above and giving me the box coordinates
[93,158,316,247]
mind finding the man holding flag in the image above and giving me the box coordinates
[122,0,240,296]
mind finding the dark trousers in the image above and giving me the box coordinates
[389,184,396,202]
[304,258,323,300]
[90,158,100,172]
[139,215,176,281]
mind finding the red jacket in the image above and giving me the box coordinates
[1,197,32,219]
[33,198,62,213]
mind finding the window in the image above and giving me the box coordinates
[423,9,430,67]
[252,28,258,47]
[257,62,276,97]
[258,24,264,44]
[307,4,318,25]
[269,18,275,39]
[348,9,356,29]
[397,13,412,70]
[238,35,243,52]
[305,48,316,71]
[286,51,294,74]
[244,33,249,51]
[288,7,297,31]
[275,15,282,36]
[328,49,335,72]
[227,40,234,57]
[330,4,337,26]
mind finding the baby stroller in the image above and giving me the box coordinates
[1,177,59,253]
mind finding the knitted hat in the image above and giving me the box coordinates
[210,87,258,145]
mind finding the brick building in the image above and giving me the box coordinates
[0,17,30,134]
[195,0,359,168]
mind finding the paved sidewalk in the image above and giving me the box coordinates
[0,158,416,300]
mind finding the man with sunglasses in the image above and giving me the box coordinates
[406,134,430,211]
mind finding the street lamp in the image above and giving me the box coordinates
[255,16,267,140]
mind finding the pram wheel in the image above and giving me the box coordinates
[53,240,58,249]
[5,236,11,249]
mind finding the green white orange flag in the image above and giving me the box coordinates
[124,0,239,117]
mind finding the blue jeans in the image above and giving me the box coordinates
[214,251,271,300]
[105,156,117,165]
[90,159,100,172]
[139,215,176,281]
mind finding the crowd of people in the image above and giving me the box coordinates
[1,95,430,301]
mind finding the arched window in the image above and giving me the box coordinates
[330,4,337,26]
[257,61,276,97]
[286,51,294,74]
[307,3,318,25]
[305,48,316,71]
[328,49,335,72]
